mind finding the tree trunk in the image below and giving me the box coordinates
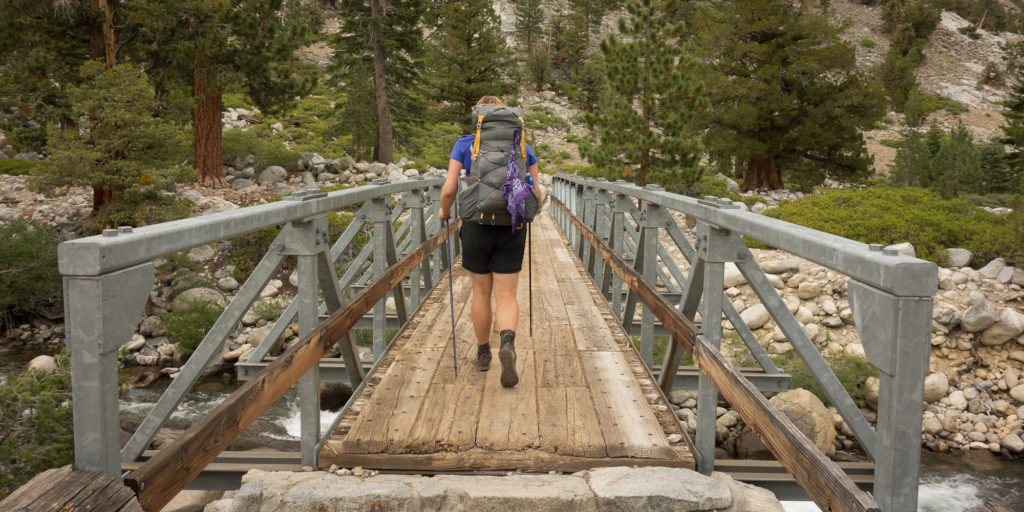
[370,0,394,164]
[741,154,783,192]
[193,49,226,187]
[88,0,119,217]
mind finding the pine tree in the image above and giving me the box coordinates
[427,0,518,128]
[0,0,122,214]
[515,0,545,53]
[33,62,192,229]
[698,0,884,191]
[932,123,982,198]
[580,0,706,190]
[890,128,931,187]
[1001,80,1024,193]
[331,0,427,163]
[133,0,315,186]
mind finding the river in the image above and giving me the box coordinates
[2,343,1022,510]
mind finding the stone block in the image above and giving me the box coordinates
[588,466,731,512]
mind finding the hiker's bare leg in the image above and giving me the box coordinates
[493,271,520,332]
[470,272,493,346]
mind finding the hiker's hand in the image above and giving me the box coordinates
[439,206,452,221]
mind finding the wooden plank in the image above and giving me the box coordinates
[320,449,693,473]
[124,220,462,512]
[538,387,608,457]
[475,350,538,451]
[0,466,143,512]
[554,197,878,512]
[581,351,675,459]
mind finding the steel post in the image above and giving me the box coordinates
[695,221,726,474]
[64,263,154,474]
[639,192,664,368]
[849,280,933,512]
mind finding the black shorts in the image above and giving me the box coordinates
[460,221,527,274]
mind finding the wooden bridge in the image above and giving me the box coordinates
[4,175,939,512]
[322,214,692,472]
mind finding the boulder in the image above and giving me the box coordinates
[1003,433,1024,453]
[257,166,288,185]
[961,300,999,333]
[710,472,784,512]
[320,382,354,412]
[739,389,836,458]
[761,259,800,274]
[885,242,915,258]
[230,178,254,190]
[978,258,1006,279]
[922,416,943,435]
[797,281,821,300]
[27,355,58,372]
[161,490,223,512]
[367,162,386,176]
[172,288,226,310]
[1014,268,1024,286]
[945,248,973,267]
[387,169,407,182]
[187,244,216,263]
[713,173,740,193]
[723,263,746,288]
[1010,385,1024,403]
[588,466,732,511]
[740,304,771,329]
[979,309,1024,346]
[923,372,949,403]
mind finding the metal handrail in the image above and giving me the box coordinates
[552,174,934,512]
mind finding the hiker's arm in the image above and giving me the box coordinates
[528,163,542,204]
[439,158,462,221]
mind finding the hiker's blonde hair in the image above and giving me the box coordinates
[476,95,506,106]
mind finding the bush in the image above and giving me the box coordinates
[0,350,73,500]
[771,351,879,407]
[0,159,51,177]
[227,226,283,281]
[83,191,193,236]
[761,186,1024,266]
[859,38,876,48]
[163,301,225,356]
[0,221,62,330]
[222,129,303,170]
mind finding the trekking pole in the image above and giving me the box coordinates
[528,221,533,338]
[445,219,458,377]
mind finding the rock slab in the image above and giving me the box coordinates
[222,467,758,512]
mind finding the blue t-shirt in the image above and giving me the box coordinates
[450,134,538,175]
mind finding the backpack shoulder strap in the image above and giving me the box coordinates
[471,113,484,162]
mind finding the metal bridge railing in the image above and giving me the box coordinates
[58,177,457,476]
[551,174,936,512]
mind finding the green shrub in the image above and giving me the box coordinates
[761,187,1024,266]
[0,350,73,500]
[0,159,51,177]
[251,298,285,321]
[222,129,303,170]
[771,351,879,407]
[0,221,62,330]
[83,191,193,236]
[859,38,876,47]
[880,139,903,148]
[227,226,283,281]
[526,107,569,132]
[163,302,225,356]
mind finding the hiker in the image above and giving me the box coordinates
[438,95,543,388]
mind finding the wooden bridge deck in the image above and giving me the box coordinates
[321,213,695,472]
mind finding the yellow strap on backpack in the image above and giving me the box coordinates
[471,114,484,162]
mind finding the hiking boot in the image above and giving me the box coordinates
[474,344,492,371]
[498,330,519,387]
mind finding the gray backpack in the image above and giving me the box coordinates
[458,105,538,226]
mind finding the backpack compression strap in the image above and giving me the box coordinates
[471,114,484,162]
[517,116,526,157]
